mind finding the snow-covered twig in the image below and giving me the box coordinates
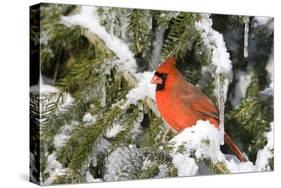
[61,6,137,73]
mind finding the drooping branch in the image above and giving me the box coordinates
[83,28,160,116]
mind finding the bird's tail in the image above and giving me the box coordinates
[224,132,247,162]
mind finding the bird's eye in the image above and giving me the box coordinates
[155,72,168,79]
[162,74,167,79]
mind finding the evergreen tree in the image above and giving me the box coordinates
[30,4,273,185]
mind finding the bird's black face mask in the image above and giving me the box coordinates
[153,72,168,91]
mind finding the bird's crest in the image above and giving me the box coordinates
[156,56,176,73]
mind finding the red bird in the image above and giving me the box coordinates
[151,56,246,162]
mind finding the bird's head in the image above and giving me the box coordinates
[151,56,176,91]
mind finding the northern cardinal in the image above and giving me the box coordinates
[151,56,246,162]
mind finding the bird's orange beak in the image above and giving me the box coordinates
[151,75,163,85]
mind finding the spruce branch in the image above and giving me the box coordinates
[161,12,201,59]
[57,106,122,171]
[231,95,273,161]
[127,9,150,55]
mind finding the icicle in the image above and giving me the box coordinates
[217,75,225,145]
[151,26,165,69]
[243,17,249,58]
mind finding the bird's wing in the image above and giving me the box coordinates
[171,80,219,120]
[191,97,219,120]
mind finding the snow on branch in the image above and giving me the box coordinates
[30,73,58,94]
[30,73,75,127]
[169,120,256,175]
[61,6,137,73]
[43,152,66,185]
[61,6,157,112]
[195,14,232,75]
[195,14,233,145]
[123,72,156,108]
